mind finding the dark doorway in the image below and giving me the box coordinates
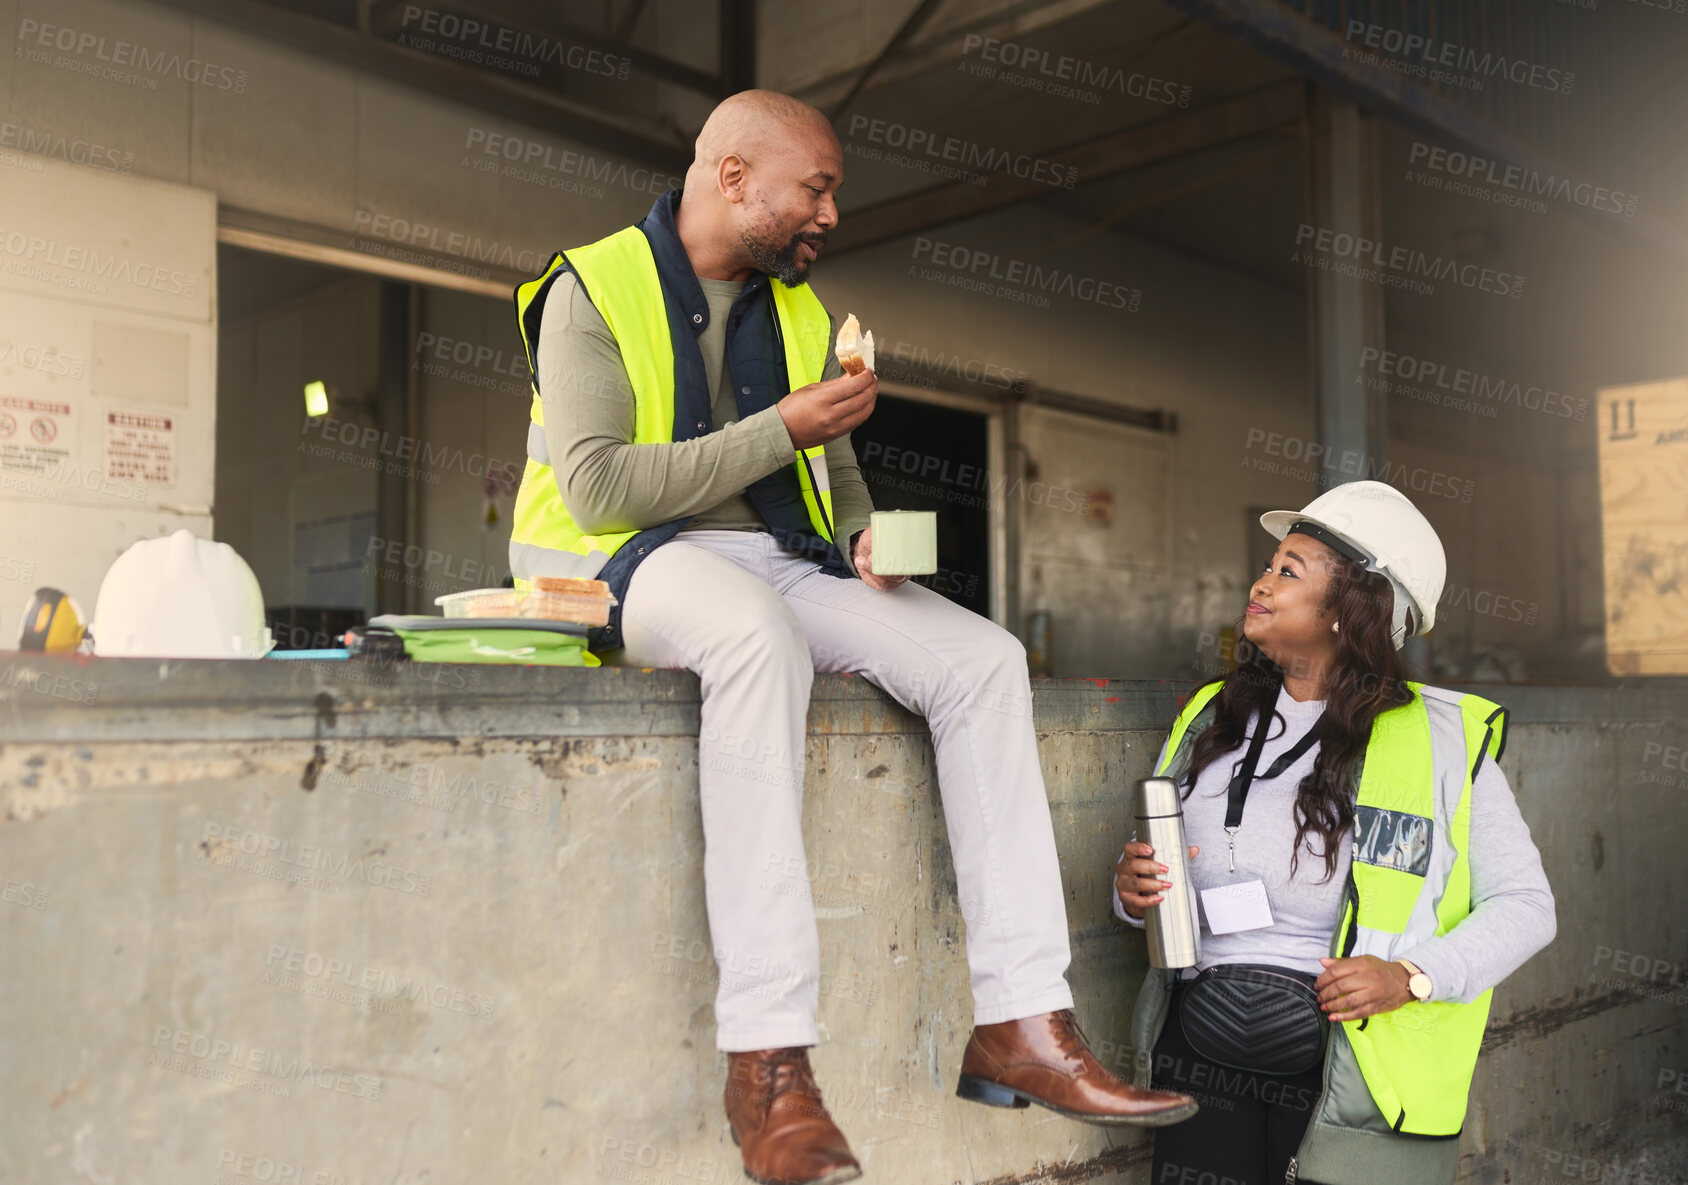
[851,394,991,617]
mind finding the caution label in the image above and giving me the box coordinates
[105,409,174,486]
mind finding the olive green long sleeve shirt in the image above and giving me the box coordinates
[536,271,874,574]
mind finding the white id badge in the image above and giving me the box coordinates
[1200,880,1276,935]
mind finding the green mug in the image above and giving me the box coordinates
[869,510,938,576]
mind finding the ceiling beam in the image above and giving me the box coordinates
[1158,0,1688,264]
[614,0,652,43]
[218,205,525,299]
[364,0,729,97]
[150,0,692,173]
[789,0,1120,112]
[1155,0,1549,154]
[828,80,1305,255]
[827,0,947,123]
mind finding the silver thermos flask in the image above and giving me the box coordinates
[1133,777,1201,968]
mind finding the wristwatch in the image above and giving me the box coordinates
[1396,958,1433,1002]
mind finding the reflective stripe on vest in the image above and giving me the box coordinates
[768,279,834,538]
[506,227,835,585]
[1155,679,1506,1137]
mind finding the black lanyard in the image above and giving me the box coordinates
[1222,707,1324,872]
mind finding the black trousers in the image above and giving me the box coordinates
[1149,983,1327,1185]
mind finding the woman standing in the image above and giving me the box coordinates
[1113,481,1555,1185]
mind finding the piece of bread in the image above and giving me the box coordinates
[834,313,875,376]
[534,576,611,597]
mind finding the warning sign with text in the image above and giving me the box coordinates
[105,409,174,486]
[0,395,75,475]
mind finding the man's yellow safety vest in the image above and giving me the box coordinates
[1132,679,1509,1184]
[506,206,840,653]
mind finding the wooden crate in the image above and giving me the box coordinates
[1596,378,1688,675]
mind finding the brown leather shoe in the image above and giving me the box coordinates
[723,1047,862,1185]
[957,1009,1198,1127]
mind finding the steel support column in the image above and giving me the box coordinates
[374,281,415,617]
[720,0,756,93]
[1305,87,1386,477]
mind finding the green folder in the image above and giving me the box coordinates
[391,627,599,667]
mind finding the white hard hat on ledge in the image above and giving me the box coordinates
[92,529,274,659]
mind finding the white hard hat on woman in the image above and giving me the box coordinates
[1259,479,1445,650]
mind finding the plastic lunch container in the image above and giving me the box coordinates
[434,586,616,627]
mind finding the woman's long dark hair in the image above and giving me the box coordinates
[1184,559,1415,880]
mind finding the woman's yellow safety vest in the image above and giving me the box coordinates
[1132,679,1509,1184]
[506,224,838,649]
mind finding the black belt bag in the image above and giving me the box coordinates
[1177,963,1328,1077]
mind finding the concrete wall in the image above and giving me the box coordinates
[0,0,687,269]
[0,152,218,642]
[2,661,1683,1184]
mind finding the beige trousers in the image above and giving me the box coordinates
[608,528,1074,1051]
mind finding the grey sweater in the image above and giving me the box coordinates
[536,271,875,572]
[1114,684,1557,1004]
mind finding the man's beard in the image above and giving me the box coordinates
[742,225,826,287]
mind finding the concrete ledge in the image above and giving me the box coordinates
[4,655,1685,743]
[0,657,1682,1183]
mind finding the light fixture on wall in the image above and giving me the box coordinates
[303,380,330,418]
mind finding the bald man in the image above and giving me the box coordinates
[508,90,1196,1185]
